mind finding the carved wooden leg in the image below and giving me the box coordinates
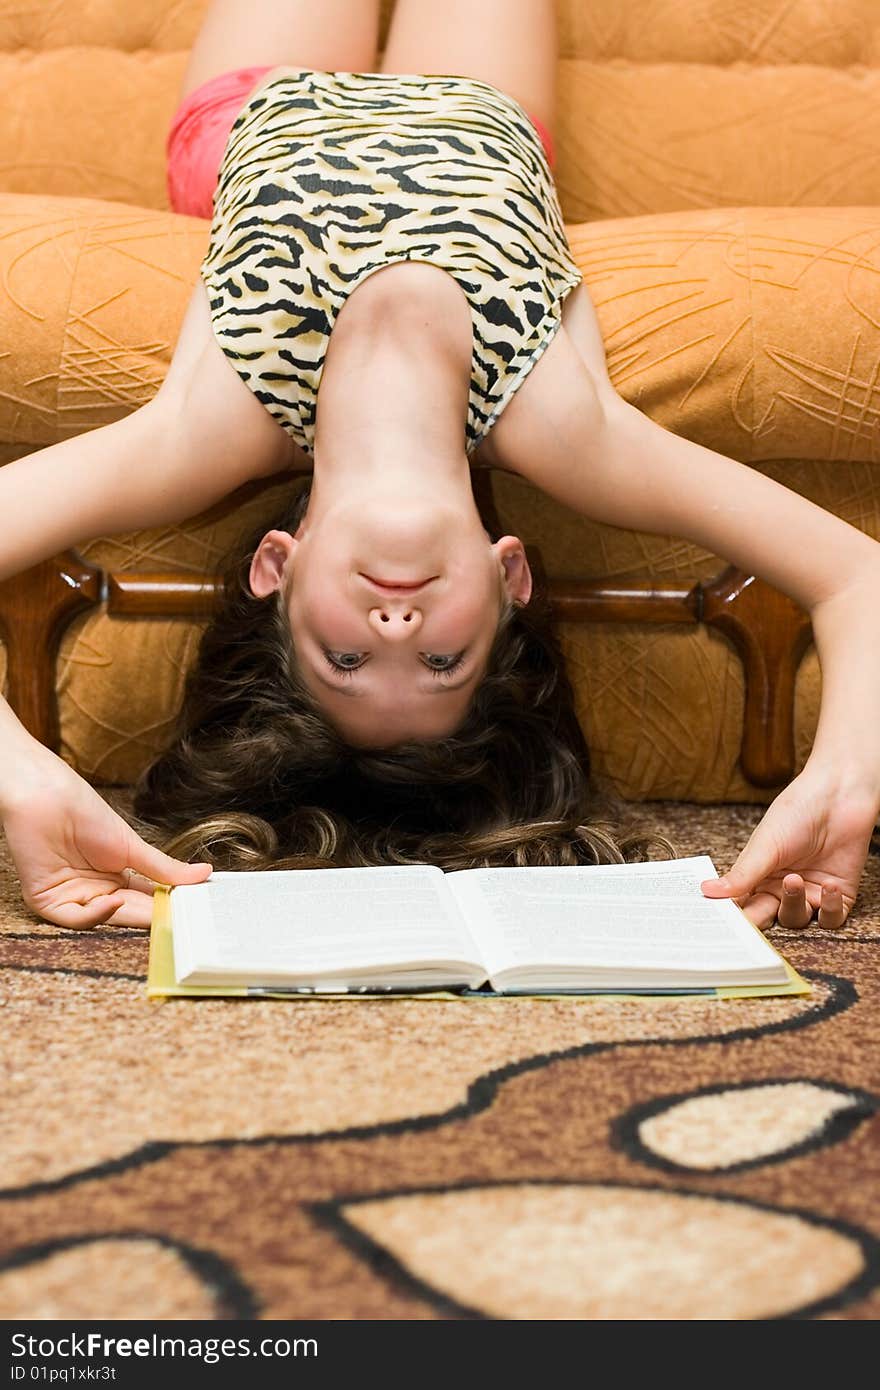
[699,567,814,788]
[0,551,102,751]
[544,567,812,788]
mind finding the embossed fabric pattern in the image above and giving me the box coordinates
[1,796,877,1319]
[1,0,880,797]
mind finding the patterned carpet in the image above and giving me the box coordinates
[0,794,878,1320]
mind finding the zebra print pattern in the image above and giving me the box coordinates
[201,68,583,456]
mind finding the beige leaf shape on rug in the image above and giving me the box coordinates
[636,1082,867,1169]
[0,971,823,1190]
[0,1239,218,1320]
[339,1183,865,1320]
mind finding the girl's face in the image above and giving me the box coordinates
[250,491,531,747]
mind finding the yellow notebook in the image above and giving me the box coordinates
[146,859,810,1003]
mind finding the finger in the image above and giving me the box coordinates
[776,874,814,930]
[700,840,773,902]
[817,882,848,931]
[123,869,162,894]
[125,835,213,888]
[104,890,155,929]
[737,892,784,931]
[43,893,127,930]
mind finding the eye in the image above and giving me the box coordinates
[424,652,467,677]
[322,650,467,680]
[324,650,365,678]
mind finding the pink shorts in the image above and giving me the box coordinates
[167,66,556,219]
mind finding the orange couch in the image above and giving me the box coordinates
[2,0,880,802]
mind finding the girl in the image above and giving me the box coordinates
[1,0,877,934]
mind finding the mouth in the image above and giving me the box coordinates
[360,573,437,593]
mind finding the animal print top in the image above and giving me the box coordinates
[200,68,583,457]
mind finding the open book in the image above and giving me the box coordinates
[150,855,806,998]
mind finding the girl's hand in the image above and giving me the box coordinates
[699,766,878,930]
[2,750,212,929]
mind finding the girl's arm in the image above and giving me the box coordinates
[0,396,193,584]
[502,324,880,927]
[0,281,297,585]
[0,398,221,925]
[536,380,880,794]
[593,395,880,780]
[1,281,298,924]
[593,395,880,929]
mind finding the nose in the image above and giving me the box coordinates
[366,599,424,640]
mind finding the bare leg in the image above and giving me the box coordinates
[380,0,557,134]
[179,0,382,100]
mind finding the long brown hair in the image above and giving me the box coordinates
[132,481,677,869]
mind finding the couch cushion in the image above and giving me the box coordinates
[0,193,206,454]
[3,194,878,462]
[1,1,880,218]
[556,62,880,222]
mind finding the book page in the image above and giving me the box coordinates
[175,866,483,977]
[446,856,781,977]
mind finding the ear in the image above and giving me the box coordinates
[249,529,298,599]
[492,535,533,606]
